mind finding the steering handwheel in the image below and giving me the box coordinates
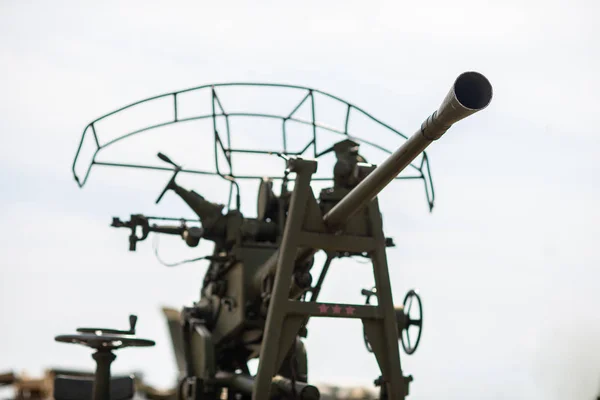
[55,315,155,400]
[401,289,423,355]
[55,333,155,350]
[57,314,155,350]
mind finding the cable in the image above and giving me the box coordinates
[152,235,209,267]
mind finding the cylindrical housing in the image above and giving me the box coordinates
[211,372,320,400]
[91,350,116,400]
[253,72,492,294]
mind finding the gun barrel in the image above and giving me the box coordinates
[253,72,492,294]
[324,71,492,228]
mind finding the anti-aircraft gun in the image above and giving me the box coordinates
[64,72,492,400]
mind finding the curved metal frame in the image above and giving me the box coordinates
[72,83,435,210]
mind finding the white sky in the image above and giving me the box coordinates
[1,1,599,399]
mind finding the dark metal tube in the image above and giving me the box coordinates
[253,72,492,295]
[212,372,320,400]
[91,351,116,400]
[324,71,492,229]
[212,371,255,394]
[272,375,320,400]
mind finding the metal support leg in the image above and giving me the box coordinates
[253,159,317,400]
[364,199,406,399]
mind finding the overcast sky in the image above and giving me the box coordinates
[1,1,599,399]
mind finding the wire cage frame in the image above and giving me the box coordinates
[72,83,435,211]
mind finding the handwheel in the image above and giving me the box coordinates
[58,314,155,350]
[401,289,423,355]
[55,333,155,350]
[55,315,155,400]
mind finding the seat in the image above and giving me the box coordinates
[53,375,135,400]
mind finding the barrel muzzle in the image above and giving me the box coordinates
[421,71,493,140]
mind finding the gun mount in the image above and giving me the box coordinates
[65,73,492,400]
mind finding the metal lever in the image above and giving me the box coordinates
[157,152,179,168]
[156,153,182,205]
[128,315,137,334]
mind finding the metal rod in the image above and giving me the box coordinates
[308,255,333,302]
[323,72,492,229]
[91,350,116,400]
[211,372,320,400]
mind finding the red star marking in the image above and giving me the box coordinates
[345,306,356,315]
[318,304,329,313]
[332,305,342,314]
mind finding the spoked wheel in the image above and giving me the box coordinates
[401,290,423,355]
[55,315,155,400]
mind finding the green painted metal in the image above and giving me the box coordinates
[53,72,492,400]
[72,82,437,212]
